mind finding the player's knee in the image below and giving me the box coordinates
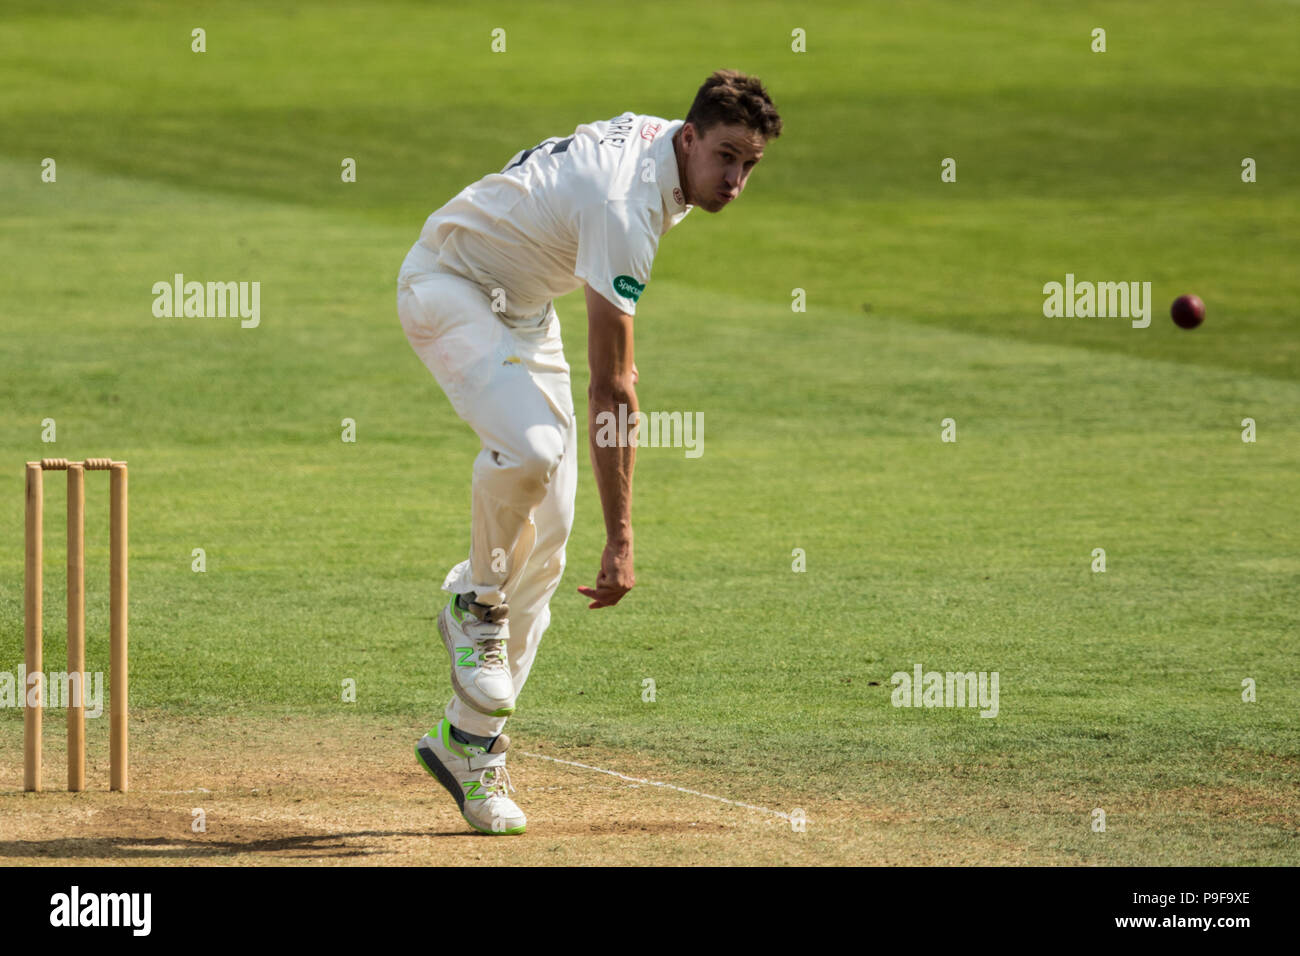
[396,288,430,344]
[515,424,565,485]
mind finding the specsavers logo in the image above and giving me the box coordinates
[613,275,645,301]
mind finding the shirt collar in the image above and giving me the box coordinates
[652,119,692,221]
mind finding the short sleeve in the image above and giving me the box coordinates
[574,199,657,315]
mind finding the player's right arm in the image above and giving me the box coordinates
[579,283,637,609]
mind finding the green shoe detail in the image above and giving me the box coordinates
[414,742,432,774]
[463,814,526,835]
[439,719,472,758]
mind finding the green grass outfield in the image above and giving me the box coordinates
[1,0,1297,864]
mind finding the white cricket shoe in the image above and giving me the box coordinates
[438,594,516,716]
[416,719,526,835]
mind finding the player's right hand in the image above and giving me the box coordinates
[577,540,634,609]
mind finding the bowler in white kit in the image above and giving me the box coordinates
[397,70,782,834]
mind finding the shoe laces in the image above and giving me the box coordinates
[472,628,508,672]
[481,764,515,798]
[462,600,509,671]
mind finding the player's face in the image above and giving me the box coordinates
[683,122,765,213]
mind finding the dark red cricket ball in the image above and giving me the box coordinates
[1171,294,1205,330]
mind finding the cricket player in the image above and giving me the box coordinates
[397,70,781,834]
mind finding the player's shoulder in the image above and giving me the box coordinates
[580,111,671,144]
[570,111,677,210]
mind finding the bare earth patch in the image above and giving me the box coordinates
[5,715,1293,865]
[0,713,1051,866]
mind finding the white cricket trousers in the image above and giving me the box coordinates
[396,240,578,737]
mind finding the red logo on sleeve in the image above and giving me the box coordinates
[639,122,662,141]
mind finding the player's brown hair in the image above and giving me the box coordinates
[684,70,782,140]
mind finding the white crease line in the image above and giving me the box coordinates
[520,751,790,820]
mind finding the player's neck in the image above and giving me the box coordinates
[672,128,691,206]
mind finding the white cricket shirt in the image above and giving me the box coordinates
[416,113,693,321]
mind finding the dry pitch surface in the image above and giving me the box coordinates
[5,715,1294,866]
[0,714,1092,867]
